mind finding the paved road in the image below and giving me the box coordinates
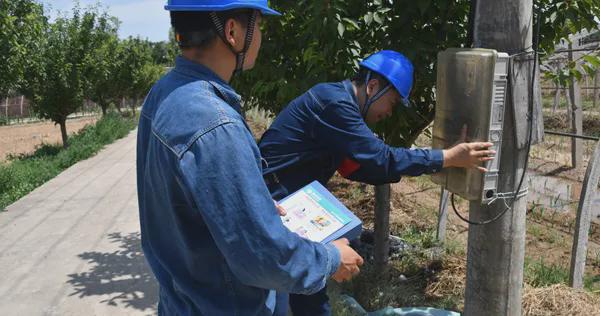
[0,131,158,316]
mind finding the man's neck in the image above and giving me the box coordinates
[351,81,366,112]
[182,46,235,83]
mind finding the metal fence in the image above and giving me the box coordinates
[0,95,101,125]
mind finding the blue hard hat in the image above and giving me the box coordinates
[165,0,281,16]
[359,50,414,106]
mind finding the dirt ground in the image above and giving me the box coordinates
[0,117,98,162]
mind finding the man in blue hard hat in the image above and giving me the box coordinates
[259,50,496,315]
[136,1,363,315]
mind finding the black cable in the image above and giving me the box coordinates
[451,2,542,226]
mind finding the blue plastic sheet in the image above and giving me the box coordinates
[339,295,461,316]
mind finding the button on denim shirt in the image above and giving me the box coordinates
[259,80,444,200]
[137,56,340,316]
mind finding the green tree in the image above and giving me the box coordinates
[0,0,46,101]
[150,30,178,67]
[23,6,110,148]
[132,63,165,102]
[87,14,121,116]
[114,37,162,115]
[539,0,600,88]
[237,0,600,147]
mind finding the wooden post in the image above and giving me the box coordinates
[465,1,532,315]
[568,43,583,168]
[373,184,391,271]
[566,84,573,122]
[569,140,600,288]
[4,97,8,121]
[436,188,450,242]
[594,71,599,110]
[585,76,590,100]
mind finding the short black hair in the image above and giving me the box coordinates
[170,9,253,49]
[351,67,389,87]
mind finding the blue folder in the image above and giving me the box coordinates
[279,181,363,244]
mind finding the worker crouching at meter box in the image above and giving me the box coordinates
[136,1,364,315]
[259,50,497,316]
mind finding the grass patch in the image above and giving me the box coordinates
[0,113,136,210]
[328,219,461,313]
[525,258,570,288]
[524,258,600,292]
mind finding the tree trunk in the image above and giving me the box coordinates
[553,82,560,113]
[59,118,69,149]
[100,100,108,116]
[131,98,137,118]
[116,97,124,114]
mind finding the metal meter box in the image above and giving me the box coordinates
[432,48,509,203]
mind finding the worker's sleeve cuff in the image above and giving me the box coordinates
[428,149,444,174]
[324,243,341,278]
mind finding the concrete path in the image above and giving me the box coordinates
[0,131,158,316]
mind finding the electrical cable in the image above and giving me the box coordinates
[451,2,542,226]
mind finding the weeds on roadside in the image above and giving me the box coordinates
[0,113,136,210]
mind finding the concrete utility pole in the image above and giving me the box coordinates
[568,43,584,168]
[465,1,534,315]
[570,140,600,288]
[373,184,391,271]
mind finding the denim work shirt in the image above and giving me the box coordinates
[136,56,340,316]
[259,80,444,200]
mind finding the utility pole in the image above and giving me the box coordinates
[568,43,583,168]
[373,184,391,271]
[465,1,534,315]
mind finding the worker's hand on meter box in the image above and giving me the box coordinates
[442,125,496,173]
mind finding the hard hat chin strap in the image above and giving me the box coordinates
[210,10,258,78]
[361,71,391,118]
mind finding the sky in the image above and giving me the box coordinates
[40,0,171,42]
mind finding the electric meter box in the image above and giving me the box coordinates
[432,48,509,203]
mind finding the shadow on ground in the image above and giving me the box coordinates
[67,232,158,313]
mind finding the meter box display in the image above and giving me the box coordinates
[432,48,509,203]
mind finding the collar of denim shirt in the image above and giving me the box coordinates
[174,56,243,113]
[342,79,360,111]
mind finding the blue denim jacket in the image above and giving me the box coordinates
[259,80,444,200]
[136,56,340,316]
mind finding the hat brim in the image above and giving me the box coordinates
[165,4,281,16]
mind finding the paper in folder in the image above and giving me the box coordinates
[278,181,362,244]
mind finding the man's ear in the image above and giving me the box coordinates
[224,18,240,48]
[366,78,380,97]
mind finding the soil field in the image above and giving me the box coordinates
[0,117,98,162]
